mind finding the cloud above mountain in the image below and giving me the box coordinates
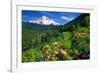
[61,16,74,21]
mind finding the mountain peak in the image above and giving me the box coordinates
[29,16,59,25]
[42,16,48,20]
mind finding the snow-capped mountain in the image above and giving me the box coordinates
[29,16,59,25]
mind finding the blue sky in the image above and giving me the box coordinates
[22,10,82,25]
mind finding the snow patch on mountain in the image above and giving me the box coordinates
[29,16,59,25]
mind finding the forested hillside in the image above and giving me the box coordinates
[22,14,90,62]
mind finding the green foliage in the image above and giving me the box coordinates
[62,32,72,49]
[22,48,43,62]
[72,27,90,59]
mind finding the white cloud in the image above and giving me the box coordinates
[61,16,73,21]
